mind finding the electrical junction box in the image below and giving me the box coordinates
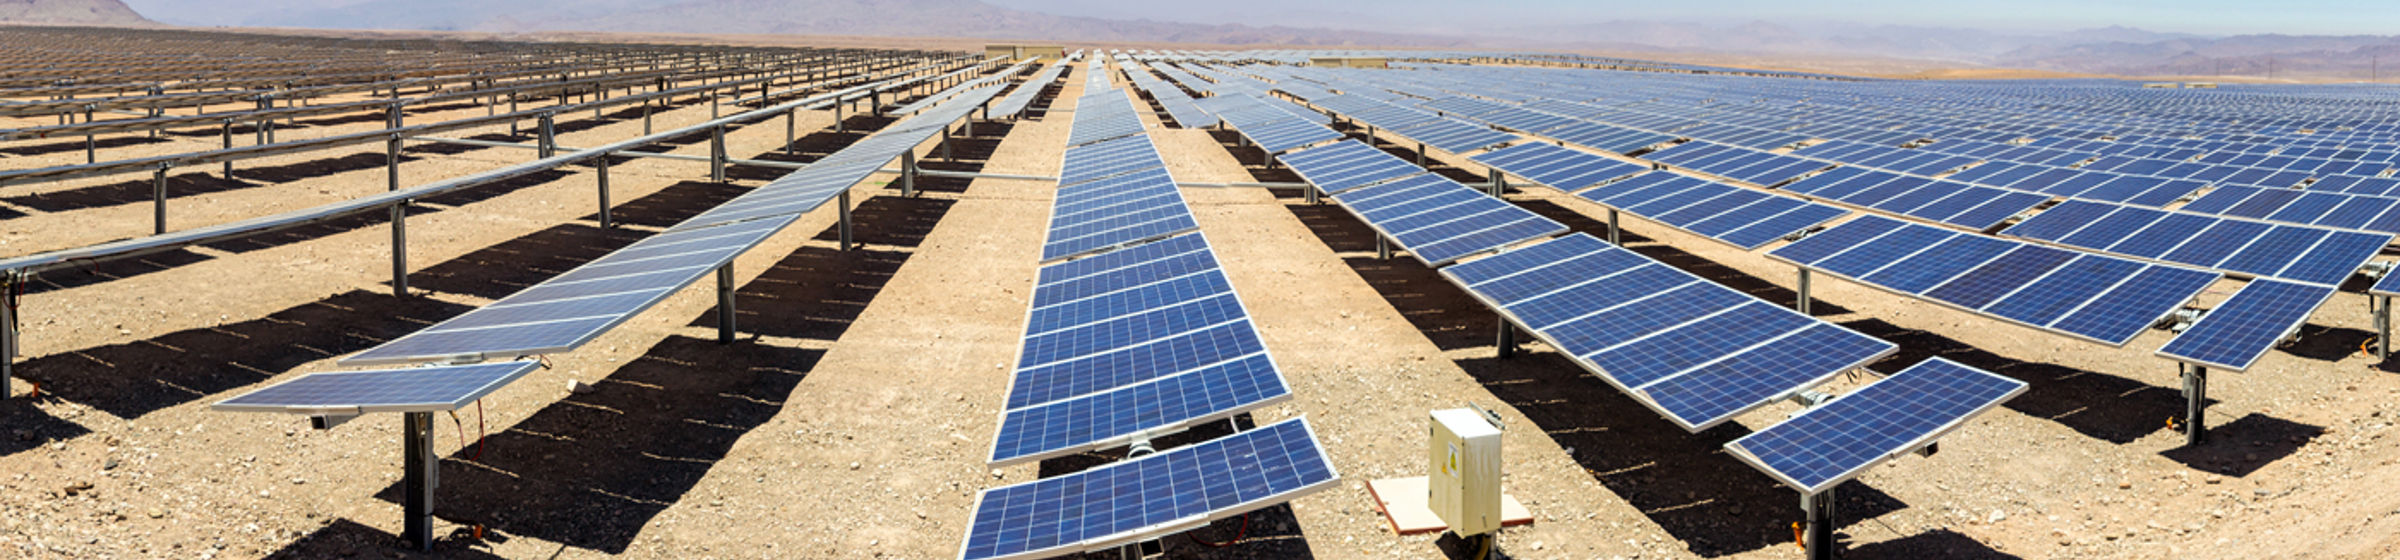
[1428,407,1502,537]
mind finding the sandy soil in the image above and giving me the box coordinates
[3,51,2400,560]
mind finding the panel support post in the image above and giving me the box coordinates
[1802,489,1835,560]
[596,157,613,229]
[785,108,797,154]
[643,99,654,135]
[2378,295,2391,360]
[386,135,402,192]
[2184,365,2208,446]
[901,151,918,198]
[401,411,437,552]
[838,190,854,251]
[2,274,16,400]
[537,114,556,159]
[1496,320,1517,359]
[941,127,953,162]
[221,121,235,179]
[152,166,170,234]
[710,126,728,183]
[1377,236,1391,260]
[835,101,846,133]
[1416,142,1427,167]
[1607,208,1622,246]
[391,202,409,297]
[715,264,737,344]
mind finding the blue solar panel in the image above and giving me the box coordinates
[2277,231,2388,285]
[961,418,1337,560]
[1037,234,1209,286]
[2005,201,2116,241]
[1725,358,2025,494]
[1590,302,1815,388]
[2157,279,2338,372]
[1027,270,1235,336]
[1006,320,1266,410]
[1041,207,1200,262]
[1720,204,1851,249]
[1640,323,1896,430]
[1280,140,1423,195]
[214,361,542,414]
[2048,266,2221,344]
[990,353,1288,465]
[1981,257,2144,326]
[1859,234,2014,293]
[1815,225,1956,278]
[1771,215,1910,265]
[1018,294,1246,368]
[1923,246,2077,309]
[1471,142,1645,192]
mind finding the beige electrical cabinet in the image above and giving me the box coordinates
[1428,408,1503,536]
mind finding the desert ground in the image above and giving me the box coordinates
[2,28,2400,560]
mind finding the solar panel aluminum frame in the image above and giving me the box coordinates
[955,417,1341,560]
[212,361,542,416]
[1767,222,2222,348]
[1722,359,2028,495]
[1438,235,1897,433]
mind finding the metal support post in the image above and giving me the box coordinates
[597,157,614,229]
[712,94,720,119]
[1496,320,1517,359]
[785,109,797,154]
[1377,236,1391,260]
[1416,143,1427,167]
[838,190,854,250]
[1304,183,1319,205]
[1608,208,1622,245]
[2184,365,2208,446]
[386,135,402,191]
[1797,269,1813,315]
[901,151,918,197]
[715,265,737,344]
[221,122,235,179]
[941,127,953,162]
[1802,490,1835,560]
[2378,295,2391,360]
[1487,169,1505,198]
[391,203,409,297]
[2,274,16,399]
[152,166,170,234]
[509,97,521,135]
[643,99,654,135]
[835,101,846,133]
[710,126,728,183]
[538,114,556,159]
[401,411,437,551]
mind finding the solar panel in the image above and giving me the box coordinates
[1441,233,1895,431]
[1279,140,1423,195]
[214,361,542,415]
[1470,142,1647,193]
[1724,358,2026,494]
[990,352,1290,465]
[2156,279,2338,372]
[1329,172,1566,266]
[1574,172,1851,249]
[1774,218,2223,345]
[2005,200,2385,286]
[961,417,1338,560]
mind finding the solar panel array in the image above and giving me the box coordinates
[1777,167,2053,231]
[1328,169,1569,266]
[1308,93,1522,154]
[1276,139,1424,196]
[1725,358,2026,494]
[214,361,543,415]
[989,59,1072,119]
[967,71,1334,559]
[1645,141,1833,186]
[1773,215,2224,345]
[2177,184,2400,234]
[1122,61,1217,128]
[1468,142,1647,192]
[1442,233,1901,431]
[1195,93,1344,154]
[346,76,1013,366]
[2156,279,2338,372]
[1579,171,1853,249]
[2002,199,2387,286]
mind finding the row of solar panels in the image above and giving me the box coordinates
[1120,61,1217,129]
[989,56,1076,119]
[1196,93,1343,155]
[966,75,1335,560]
[346,79,1015,366]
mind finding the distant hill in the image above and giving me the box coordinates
[250,0,1467,47]
[0,0,149,25]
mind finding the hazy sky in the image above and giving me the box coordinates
[121,0,2400,36]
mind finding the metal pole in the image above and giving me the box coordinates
[1416,143,1427,167]
[2379,295,2391,360]
[836,101,846,133]
[1802,490,1835,560]
[785,109,797,155]
[1608,208,1621,245]
[2185,365,2208,446]
[152,166,169,234]
[386,135,402,192]
[1496,320,1516,359]
[710,126,728,183]
[715,265,737,344]
[539,114,556,160]
[941,127,953,162]
[643,99,653,135]
[1487,169,1505,198]
[2,274,15,399]
[401,411,437,552]
[597,157,613,229]
[1377,236,1391,260]
[391,203,409,297]
[221,121,235,179]
[901,151,917,197]
[1797,269,1813,315]
[838,189,854,250]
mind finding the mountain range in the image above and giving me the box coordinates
[13,0,2400,81]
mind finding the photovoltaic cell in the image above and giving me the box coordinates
[2156,279,2338,372]
[1725,358,2025,494]
[214,361,542,415]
